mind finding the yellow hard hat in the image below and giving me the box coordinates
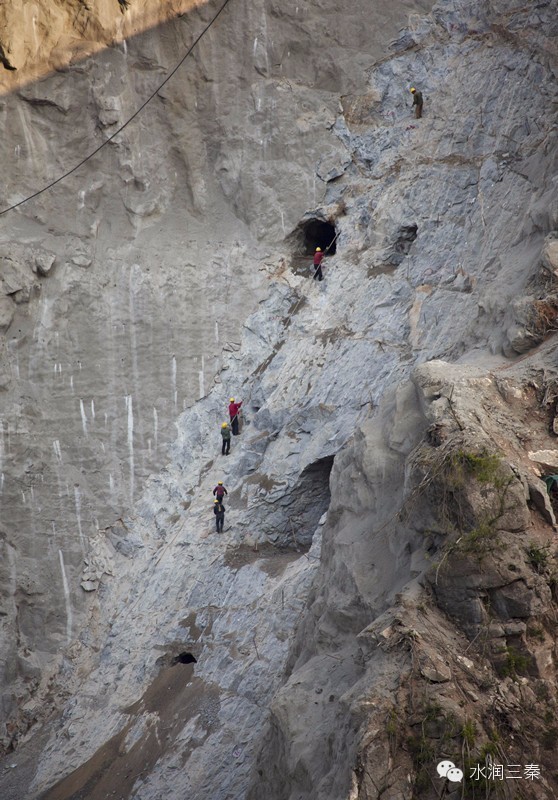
[316,247,321,252]
[218,481,223,485]
[229,397,235,402]
[221,422,228,428]
[410,87,416,93]
[214,499,219,503]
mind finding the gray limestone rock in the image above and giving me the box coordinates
[542,235,558,277]
[1,0,558,798]
[0,296,15,331]
[527,477,557,527]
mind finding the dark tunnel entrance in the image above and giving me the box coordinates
[173,652,197,665]
[301,219,337,255]
[287,454,335,547]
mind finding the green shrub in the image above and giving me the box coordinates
[525,543,550,574]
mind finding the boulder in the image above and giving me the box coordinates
[541,235,558,277]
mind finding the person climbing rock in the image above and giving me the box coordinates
[229,397,243,436]
[213,498,225,533]
[213,481,228,500]
[221,422,231,455]
[410,87,423,119]
[313,247,324,281]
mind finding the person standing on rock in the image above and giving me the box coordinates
[229,397,243,436]
[221,422,231,455]
[213,481,228,500]
[410,87,423,118]
[213,498,225,533]
[313,247,324,281]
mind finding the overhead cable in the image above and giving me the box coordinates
[0,0,233,217]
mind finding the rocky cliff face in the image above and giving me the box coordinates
[0,0,557,798]
[0,0,418,727]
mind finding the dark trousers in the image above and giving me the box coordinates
[215,514,224,533]
[415,104,423,119]
[221,439,230,455]
[231,416,239,435]
[313,265,323,281]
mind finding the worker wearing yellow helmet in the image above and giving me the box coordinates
[221,421,231,455]
[313,246,324,281]
[229,397,243,436]
[410,86,423,118]
[213,480,228,500]
[213,496,226,533]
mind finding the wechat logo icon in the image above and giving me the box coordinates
[437,760,464,782]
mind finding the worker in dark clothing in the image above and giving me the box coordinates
[221,422,231,455]
[213,481,228,500]
[313,247,324,281]
[229,398,243,436]
[214,499,225,533]
[410,87,423,119]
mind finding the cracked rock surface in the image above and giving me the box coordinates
[0,0,557,799]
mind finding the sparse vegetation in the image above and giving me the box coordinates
[450,450,504,485]
[457,520,501,557]
[525,542,550,574]
[462,719,477,747]
[501,646,530,679]
[527,623,545,641]
[386,710,397,736]
[437,447,516,562]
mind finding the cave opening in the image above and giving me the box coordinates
[286,454,335,548]
[301,219,337,255]
[173,652,197,665]
[394,224,418,260]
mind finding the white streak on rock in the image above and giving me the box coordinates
[58,549,73,645]
[126,395,134,501]
[79,399,88,436]
[172,355,177,410]
[199,355,205,399]
[74,485,85,553]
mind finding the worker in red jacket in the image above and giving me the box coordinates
[229,397,243,435]
[313,247,324,281]
[213,481,228,500]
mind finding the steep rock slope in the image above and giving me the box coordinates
[0,0,557,799]
[0,0,430,732]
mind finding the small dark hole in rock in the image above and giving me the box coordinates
[394,223,418,256]
[173,652,197,665]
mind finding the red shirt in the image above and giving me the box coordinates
[229,401,242,419]
[313,251,324,266]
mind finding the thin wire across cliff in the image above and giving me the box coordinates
[0,0,233,217]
